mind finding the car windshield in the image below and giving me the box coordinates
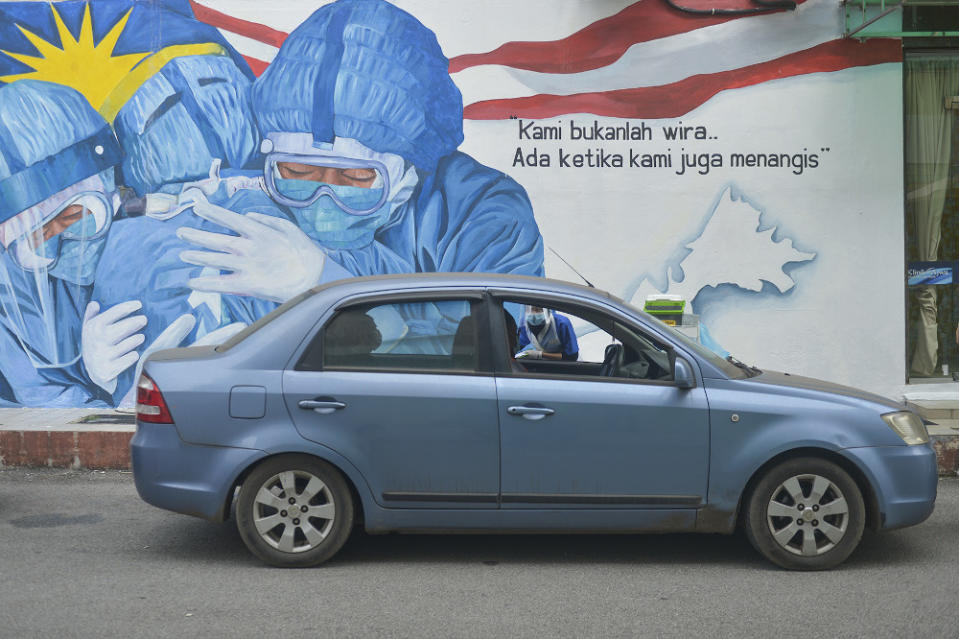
[613,295,754,379]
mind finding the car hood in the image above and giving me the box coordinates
[744,369,906,413]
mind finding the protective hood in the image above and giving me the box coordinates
[115,54,260,196]
[252,0,463,172]
[0,81,121,222]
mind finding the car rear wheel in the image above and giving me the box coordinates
[236,455,353,567]
[744,457,865,571]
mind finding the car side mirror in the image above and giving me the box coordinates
[673,356,695,389]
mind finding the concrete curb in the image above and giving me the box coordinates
[1,409,958,475]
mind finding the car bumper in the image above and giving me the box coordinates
[131,422,265,521]
[842,443,938,530]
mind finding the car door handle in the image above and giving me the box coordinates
[298,398,346,415]
[507,405,555,420]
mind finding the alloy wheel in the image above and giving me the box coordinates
[765,473,850,557]
[252,470,336,554]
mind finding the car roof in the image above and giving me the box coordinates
[310,272,617,304]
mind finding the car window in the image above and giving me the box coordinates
[298,299,480,372]
[501,300,673,383]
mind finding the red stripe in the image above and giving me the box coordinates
[189,0,288,48]
[241,55,270,77]
[449,0,807,75]
[463,38,901,120]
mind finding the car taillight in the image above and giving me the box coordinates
[136,373,173,424]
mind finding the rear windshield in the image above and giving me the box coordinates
[215,288,315,352]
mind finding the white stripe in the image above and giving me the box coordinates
[217,29,279,64]
[195,0,335,33]
[451,0,841,106]
[196,0,630,59]
[390,0,634,59]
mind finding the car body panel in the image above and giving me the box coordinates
[283,369,501,508]
[496,375,710,509]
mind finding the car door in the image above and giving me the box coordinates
[283,295,501,508]
[493,297,710,518]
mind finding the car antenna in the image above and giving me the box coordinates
[548,246,594,288]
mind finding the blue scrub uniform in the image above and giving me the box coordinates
[91,184,353,403]
[518,312,579,360]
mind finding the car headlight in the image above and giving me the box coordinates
[881,411,930,445]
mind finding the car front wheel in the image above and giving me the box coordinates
[744,457,865,571]
[236,455,354,567]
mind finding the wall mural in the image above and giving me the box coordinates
[0,0,905,406]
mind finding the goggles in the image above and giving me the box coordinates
[263,153,390,216]
[8,191,112,271]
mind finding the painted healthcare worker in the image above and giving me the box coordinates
[91,53,329,403]
[517,306,579,361]
[180,0,544,292]
[174,0,544,353]
[0,80,123,406]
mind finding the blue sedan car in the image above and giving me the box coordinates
[132,274,937,569]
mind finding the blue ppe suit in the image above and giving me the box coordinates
[251,0,544,278]
[323,151,543,278]
[92,183,354,402]
[0,80,123,407]
[518,312,579,361]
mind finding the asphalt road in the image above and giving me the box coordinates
[0,469,957,639]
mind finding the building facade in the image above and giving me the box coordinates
[0,0,951,406]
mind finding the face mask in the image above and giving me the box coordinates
[527,311,546,327]
[276,178,390,249]
[8,191,113,286]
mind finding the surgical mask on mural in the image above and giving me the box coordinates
[0,172,117,368]
[274,177,389,248]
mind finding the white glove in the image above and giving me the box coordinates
[82,301,148,394]
[517,349,543,360]
[118,313,197,408]
[176,193,326,303]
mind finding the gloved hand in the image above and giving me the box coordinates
[118,313,197,408]
[517,349,543,359]
[176,191,327,303]
[82,301,148,394]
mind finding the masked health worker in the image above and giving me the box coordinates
[178,0,544,292]
[517,305,579,361]
[0,80,123,406]
[90,53,339,404]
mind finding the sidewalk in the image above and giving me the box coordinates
[1,407,958,475]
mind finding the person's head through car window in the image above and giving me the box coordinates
[325,310,382,360]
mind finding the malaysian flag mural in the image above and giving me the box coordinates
[0,0,905,406]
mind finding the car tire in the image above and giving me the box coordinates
[236,455,354,568]
[744,457,865,571]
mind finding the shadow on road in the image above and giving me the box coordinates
[142,514,932,571]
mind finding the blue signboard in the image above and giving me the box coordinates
[908,262,954,286]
